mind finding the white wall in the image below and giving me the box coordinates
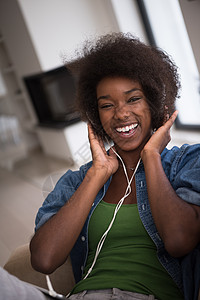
[0,0,42,77]
[0,0,149,155]
[17,0,149,71]
[179,0,200,73]
[110,0,147,43]
[17,0,119,71]
[143,0,200,127]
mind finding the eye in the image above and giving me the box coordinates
[99,103,113,109]
[128,97,141,103]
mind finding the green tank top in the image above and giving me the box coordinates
[71,201,183,299]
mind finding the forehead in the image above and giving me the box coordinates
[96,77,143,96]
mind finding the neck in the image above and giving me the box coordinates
[114,146,141,171]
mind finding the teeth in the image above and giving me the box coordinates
[116,123,138,133]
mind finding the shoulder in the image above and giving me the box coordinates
[161,143,200,171]
[35,160,93,230]
[56,160,93,189]
[162,144,200,206]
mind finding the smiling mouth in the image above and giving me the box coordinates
[115,123,138,136]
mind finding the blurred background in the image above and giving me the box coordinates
[0,0,200,267]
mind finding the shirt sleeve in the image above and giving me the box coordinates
[172,144,200,206]
[35,167,85,231]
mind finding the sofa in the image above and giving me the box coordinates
[3,243,75,296]
[3,243,200,299]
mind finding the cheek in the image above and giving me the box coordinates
[100,120,110,135]
[99,111,110,129]
[142,107,152,126]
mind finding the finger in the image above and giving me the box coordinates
[88,123,107,154]
[164,110,178,130]
[88,123,96,141]
[88,123,94,135]
[88,123,102,142]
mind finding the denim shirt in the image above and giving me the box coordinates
[35,144,200,293]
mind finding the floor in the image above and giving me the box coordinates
[0,127,199,267]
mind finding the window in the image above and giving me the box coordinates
[137,0,200,129]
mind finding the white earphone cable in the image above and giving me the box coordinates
[83,147,141,280]
[46,275,57,297]
[46,145,141,296]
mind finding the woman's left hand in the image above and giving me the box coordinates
[142,110,178,156]
[141,109,200,257]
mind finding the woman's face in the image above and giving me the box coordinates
[97,77,152,152]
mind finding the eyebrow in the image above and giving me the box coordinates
[97,88,142,101]
[97,95,109,101]
[124,88,142,94]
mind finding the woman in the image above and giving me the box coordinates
[30,33,200,299]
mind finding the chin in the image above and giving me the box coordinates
[114,140,141,152]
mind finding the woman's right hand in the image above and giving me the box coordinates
[30,124,119,275]
[88,124,119,179]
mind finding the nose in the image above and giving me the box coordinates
[114,103,130,120]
